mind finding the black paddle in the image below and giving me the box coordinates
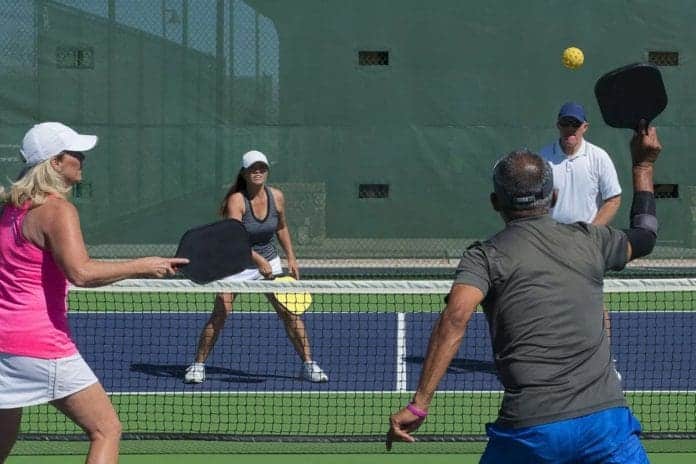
[594,63,667,131]
[175,219,253,284]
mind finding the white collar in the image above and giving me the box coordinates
[555,138,587,159]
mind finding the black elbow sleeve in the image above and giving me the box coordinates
[626,191,658,259]
[625,228,656,259]
[630,191,657,230]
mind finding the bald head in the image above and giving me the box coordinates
[492,149,554,215]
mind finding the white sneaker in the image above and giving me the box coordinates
[184,363,206,383]
[613,358,622,382]
[301,361,328,383]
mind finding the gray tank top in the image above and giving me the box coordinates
[242,186,278,261]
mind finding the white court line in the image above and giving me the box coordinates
[396,312,407,392]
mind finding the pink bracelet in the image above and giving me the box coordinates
[406,403,428,418]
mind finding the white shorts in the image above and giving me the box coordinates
[0,352,99,409]
[217,256,283,282]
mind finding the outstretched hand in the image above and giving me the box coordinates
[141,257,189,278]
[385,407,426,451]
[631,120,662,166]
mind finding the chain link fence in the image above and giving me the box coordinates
[1,1,696,277]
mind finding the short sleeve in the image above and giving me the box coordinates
[588,225,629,272]
[453,242,491,296]
[537,142,554,161]
[597,150,622,200]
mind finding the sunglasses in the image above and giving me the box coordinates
[64,151,86,162]
[558,118,583,129]
[246,163,268,173]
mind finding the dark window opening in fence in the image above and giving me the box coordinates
[359,184,389,198]
[359,50,389,66]
[56,46,95,69]
[654,184,679,199]
[648,51,679,66]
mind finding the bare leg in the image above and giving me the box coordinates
[50,383,121,464]
[0,408,22,463]
[266,294,312,362]
[193,292,235,363]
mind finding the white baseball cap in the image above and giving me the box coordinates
[20,122,98,166]
[241,150,269,169]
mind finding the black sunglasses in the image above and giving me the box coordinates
[64,151,85,162]
[558,118,583,129]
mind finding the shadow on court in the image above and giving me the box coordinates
[406,356,497,375]
[130,363,298,384]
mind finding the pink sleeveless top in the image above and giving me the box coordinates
[0,202,76,358]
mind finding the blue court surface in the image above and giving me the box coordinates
[70,312,695,393]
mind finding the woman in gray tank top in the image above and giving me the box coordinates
[184,150,328,384]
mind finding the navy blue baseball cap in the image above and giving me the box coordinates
[557,102,587,122]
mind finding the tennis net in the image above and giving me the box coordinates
[18,278,696,442]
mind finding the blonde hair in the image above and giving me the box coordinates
[0,156,71,207]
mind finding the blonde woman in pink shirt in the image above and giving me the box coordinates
[0,123,188,464]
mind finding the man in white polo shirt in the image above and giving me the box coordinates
[539,102,622,225]
[540,102,623,381]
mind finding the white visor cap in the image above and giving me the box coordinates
[241,150,269,169]
[20,122,98,166]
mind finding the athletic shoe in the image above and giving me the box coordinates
[184,363,206,383]
[301,361,328,383]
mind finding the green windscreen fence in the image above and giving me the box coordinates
[2,0,696,275]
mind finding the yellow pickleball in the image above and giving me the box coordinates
[562,47,584,69]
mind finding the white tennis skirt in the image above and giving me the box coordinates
[0,352,99,409]
[217,256,283,282]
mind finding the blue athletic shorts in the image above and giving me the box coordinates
[479,407,648,464]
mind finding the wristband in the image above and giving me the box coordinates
[406,403,428,418]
